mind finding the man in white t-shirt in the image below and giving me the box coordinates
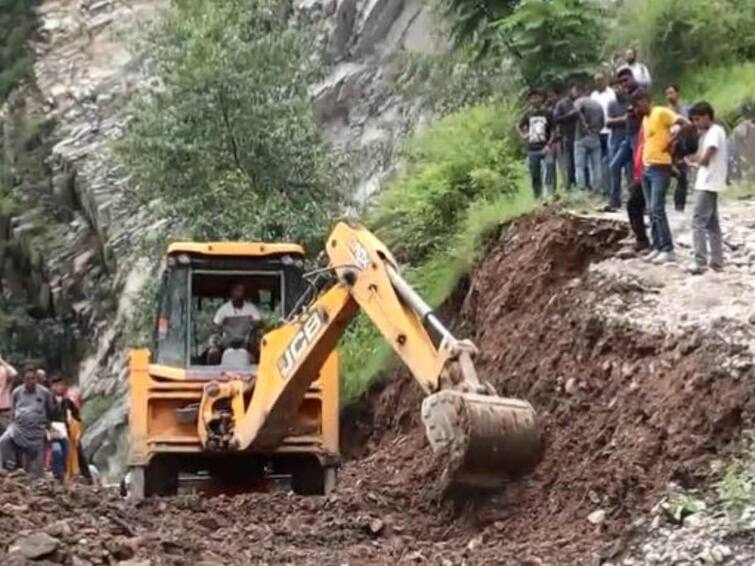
[687,102,728,274]
[207,282,261,365]
[590,71,616,196]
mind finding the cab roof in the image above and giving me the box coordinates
[167,242,305,257]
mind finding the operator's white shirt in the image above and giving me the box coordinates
[213,301,261,326]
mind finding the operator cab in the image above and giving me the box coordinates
[153,242,308,377]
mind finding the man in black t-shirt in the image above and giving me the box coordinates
[518,89,555,199]
[553,84,580,191]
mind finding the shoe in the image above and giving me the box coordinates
[687,263,706,275]
[652,251,676,264]
[601,204,618,213]
[643,250,660,262]
[633,241,651,253]
[709,263,724,273]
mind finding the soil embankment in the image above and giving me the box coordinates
[2,210,754,565]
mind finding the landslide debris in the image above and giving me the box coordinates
[2,210,754,565]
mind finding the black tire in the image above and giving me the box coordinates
[291,459,336,495]
[144,456,179,497]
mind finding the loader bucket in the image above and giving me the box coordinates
[421,390,543,490]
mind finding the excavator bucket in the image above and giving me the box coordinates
[421,390,543,490]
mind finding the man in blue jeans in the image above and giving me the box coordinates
[632,91,689,264]
[573,85,605,192]
[517,89,555,199]
[605,78,633,211]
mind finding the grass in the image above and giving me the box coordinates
[340,183,535,406]
[716,431,755,520]
[681,61,755,127]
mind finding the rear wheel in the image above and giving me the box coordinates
[291,459,337,495]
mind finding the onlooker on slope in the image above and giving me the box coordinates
[633,90,689,264]
[618,48,652,90]
[0,366,53,478]
[627,124,650,251]
[0,356,18,435]
[590,71,617,196]
[553,84,580,191]
[517,89,555,199]
[573,85,605,192]
[686,102,728,274]
[544,88,561,194]
[666,83,692,211]
[605,77,632,211]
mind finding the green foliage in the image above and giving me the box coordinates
[340,102,533,405]
[0,0,39,100]
[433,0,519,56]
[115,0,345,251]
[607,0,755,89]
[495,0,607,89]
[367,102,524,265]
[341,187,535,406]
[681,62,755,127]
[716,431,755,519]
[661,491,707,524]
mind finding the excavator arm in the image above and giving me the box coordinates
[198,222,542,489]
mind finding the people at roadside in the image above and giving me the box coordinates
[36,368,49,389]
[573,85,605,192]
[666,83,693,211]
[686,102,728,274]
[49,375,84,482]
[633,90,689,264]
[517,89,555,199]
[0,366,53,478]
[627,124,650,251]
[0,356,18,436]
[553,84,580,191]
[605,77,632,211]
[590,71,617,196]
[618,48,652,89]
[544,88,560,194]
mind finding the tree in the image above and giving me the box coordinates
[115,0,345,250]
[434,0,520,57]
[495,0,607,89]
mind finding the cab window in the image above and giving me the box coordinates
[154,267,189,367]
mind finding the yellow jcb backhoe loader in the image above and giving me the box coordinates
[128,222,542,498]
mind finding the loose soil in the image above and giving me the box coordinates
[2,210,754,565]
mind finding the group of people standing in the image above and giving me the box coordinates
[0,356,92,482]
[518,48,729,273]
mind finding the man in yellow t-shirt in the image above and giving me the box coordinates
[632,90,689,264]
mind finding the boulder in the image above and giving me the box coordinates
[729,119,755,184]
[8,532,60,559]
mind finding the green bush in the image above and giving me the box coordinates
[607,0,755,89]
[115,0,345,251]
[495,0,607,89]
[681,62,755,126]
[367,102,524,265]
[0,0,39,100]
[340,102,533,405]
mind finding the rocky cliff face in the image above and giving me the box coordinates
[0,0,446,478]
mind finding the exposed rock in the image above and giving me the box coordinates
[730,120,755,184]
[9,532,60,559]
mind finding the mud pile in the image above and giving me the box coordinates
[2,211,754,565]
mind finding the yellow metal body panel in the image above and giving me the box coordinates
[127,347,340,466]
[167,242,304,257]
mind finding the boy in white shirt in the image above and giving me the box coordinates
[687,102,728,274]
